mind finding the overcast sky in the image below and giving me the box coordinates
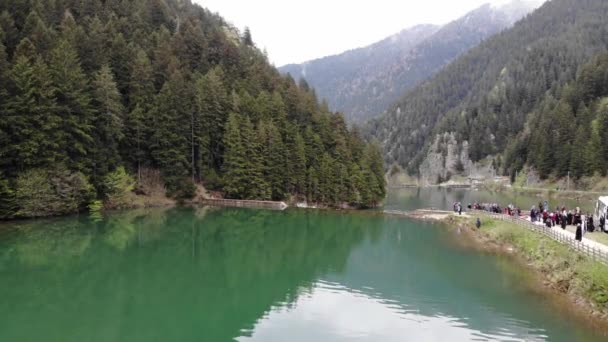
[195,0,531,66]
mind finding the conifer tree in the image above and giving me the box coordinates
[222,113,248,198]
[0,172,16,219]
[91,65,125,184]
[242,27,253,47]
[2,53,57,174]
[290,131,307,195]
[149,71,191,192]
[0,11,18,54]
[570,126,588,179]
[49,39,94,171]
[258,120,287,200]
[195,67,229,171]
[554,102,574,177]
[124,49,154,178]
[599,104,608,175]
[22,10,54,55]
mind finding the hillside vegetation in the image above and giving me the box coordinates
[367,0,608,181]
[0,0,385,219]
[280,1,541,123]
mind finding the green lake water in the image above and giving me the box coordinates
[385,187,596,213]
[0,189,606,341]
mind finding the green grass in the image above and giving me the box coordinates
[469,218,608,309]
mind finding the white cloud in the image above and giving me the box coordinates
[195,1,543,66]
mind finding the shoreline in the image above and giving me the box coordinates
[409,210,608,329]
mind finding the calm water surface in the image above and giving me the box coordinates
[0,191,605,341]
[385,187,596,212]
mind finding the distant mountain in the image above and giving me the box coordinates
[365,0,608,184]
[279,0,542,123]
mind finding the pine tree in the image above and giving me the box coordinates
[349,162,365,205]
[0,39,9,90]
[22,10,54,55]
[194,67,229,171]
[242,116,269,199]
[586,118,603,175]
[173,19,209,72]
[0,172,16,219]
[91,65,125,185]
[554,102,574,177]
[0,11,19,54]
[570,126,588,179]
[1,53,58,175]
[149,71,191,192]
[222,113,248,198]
[124,49,154,178]
[49,39,94,171]
[290,131,307,196]
[108,33,133,96]
[258,120,287,200]
[360,143,386,207]
[599,104,608,175]
[242,27,253,46]
[319,153,336,204]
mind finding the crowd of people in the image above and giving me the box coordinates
[465,202,523,217]
[469,200,607,242]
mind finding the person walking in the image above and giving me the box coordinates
[476,218,481,229]
[587,214,594,233]
[576,223,583,241]
[582,213,587,233]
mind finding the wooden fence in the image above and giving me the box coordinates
[472,210,608,265]
[201,199,288,210]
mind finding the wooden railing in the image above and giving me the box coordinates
[202,199,288,210]
[471,210,608,265]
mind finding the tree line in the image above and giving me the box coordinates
[0,0,385,219]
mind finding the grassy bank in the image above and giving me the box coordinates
[452,216,608,319]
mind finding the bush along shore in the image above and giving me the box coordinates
[447,215,608,322]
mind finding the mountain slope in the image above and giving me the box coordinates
[280,24,439,122]
[0,0,386,219]
[279,0,541,123]
[366,0,608,183]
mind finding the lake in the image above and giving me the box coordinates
[385,187,597,213]
[0,189,605,341]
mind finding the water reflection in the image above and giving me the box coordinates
[241,281,549,342]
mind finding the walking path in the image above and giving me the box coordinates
[527,219,608,255]
[473,210,608,264]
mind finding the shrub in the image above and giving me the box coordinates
[203,168,223,191]
[166,178,196,200]
[15,168,94,218]
[103,167,136,209]
[0,174,17,219]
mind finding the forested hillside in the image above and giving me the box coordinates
[280,0,541,123]
[0,0,386,219]
[367,0,608,181]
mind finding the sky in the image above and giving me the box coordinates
[195,0,531,67]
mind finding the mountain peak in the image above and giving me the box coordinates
[278,1,539,123]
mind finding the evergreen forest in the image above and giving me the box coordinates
[0,0,386,219]
[367,0,608,180]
